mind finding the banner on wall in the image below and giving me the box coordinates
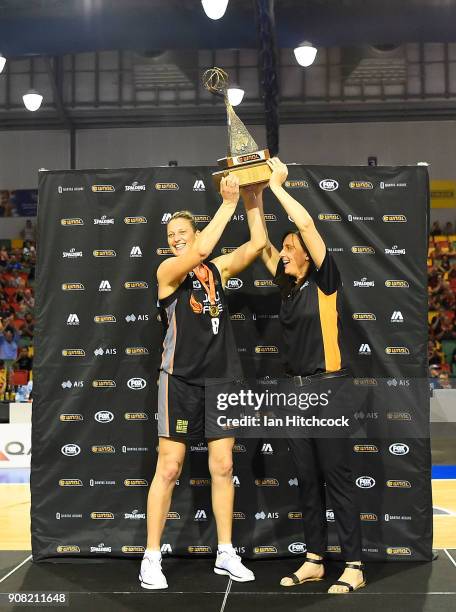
[31,165,431,562]
[0,189,38,217]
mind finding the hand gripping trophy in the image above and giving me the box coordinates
[202,67,272,187]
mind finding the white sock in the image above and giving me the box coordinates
[218,543,235,555]
[144,548,161,560]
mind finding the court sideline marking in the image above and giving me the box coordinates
[0,555,32,584]
[219,578,232,612]
[443,548,456,568]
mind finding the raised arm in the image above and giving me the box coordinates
[212,182,267,285]
[267,157,326,268]
[157,175,239,298]
[251,185,281,277]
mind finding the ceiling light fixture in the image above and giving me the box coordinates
[23,89,43,111]
[293,41,318,67]
[227,84,244,106]
[201,0,229,20]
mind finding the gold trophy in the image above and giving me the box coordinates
[202,67,272,188]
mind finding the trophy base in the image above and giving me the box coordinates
[213,160,272,189]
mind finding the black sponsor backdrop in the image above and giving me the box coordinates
[32,165,431,562]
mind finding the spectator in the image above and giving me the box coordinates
[430,221,442,236]
[0,325,19,364]
[443,221,454,235]
[0,191,13,217]
[20,220,36,242]
[436,317,456,342]
[6,255,22,273]
[23,288,35,310]
[439,371,452,389]
[0,245,8,268]
[0,359,6,397]
[429,365,442,391]
[428,339,444,366]
[20,313,35,340]
[12,347,32,372]
[438,254,451,275]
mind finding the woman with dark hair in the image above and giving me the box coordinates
[139,174,266,589]
[254,157,365,594]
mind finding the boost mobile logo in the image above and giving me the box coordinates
[61,218,84,226]
[155,182,179,190]
[62,283,84,291]
[125,347,149,355]
[351,246,375,254]
[255,478,279,486]
[92,445,115,453]
[59,479,83,487]
[124,412,148,420]
[255,346,279,353]
[383,215,407,222]
[62,349,85,357]
[94,315,116,323]
[387,547,411,555]
[124,479,148,487]
[319,179,339,191]
[387,480,411,488]
[124,216,147,224]
[124,281,149,289]
[91,512,114,520]
[318,213,341,221]
[385,280,409,288]
[349,181,373,190]
[285,180,308,188]
[92,380,116,388]
[93,249,116,257]
[354,444,378,453]
[254,546,277,554]
[92,185,115,192]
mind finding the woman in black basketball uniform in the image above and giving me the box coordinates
[139,175,266,589]
[257,158,366,594]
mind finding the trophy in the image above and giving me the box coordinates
[202,67,272,188]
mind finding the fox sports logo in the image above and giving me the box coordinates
[389,443,409,456]
[356,476,375,488]
[319,179,339,191]
[95,411,114,423]
[226,278,243,290]
[127,377,147,390]
[61,444,81,456]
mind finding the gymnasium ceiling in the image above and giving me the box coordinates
[1,0,456,57]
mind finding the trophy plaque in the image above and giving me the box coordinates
[202,67,272,188]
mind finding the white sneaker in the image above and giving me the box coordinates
[214,550,255,582]
[139,555,168,590]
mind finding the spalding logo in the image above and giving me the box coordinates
[127,377,147,390]
[61,444,81,456]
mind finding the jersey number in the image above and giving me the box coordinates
[211,317,220,335]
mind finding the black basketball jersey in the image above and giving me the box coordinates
[158,261,243,385]
[275,251,348,376]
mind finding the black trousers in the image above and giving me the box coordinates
[288,436,362,560]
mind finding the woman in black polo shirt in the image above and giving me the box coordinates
[252,157,365,594]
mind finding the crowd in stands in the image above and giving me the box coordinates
[0,232,35,400]
[428,220,456,389]
[0,218,455,399]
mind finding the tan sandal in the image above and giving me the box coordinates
[328,562,367,594]
[280,557,324,587]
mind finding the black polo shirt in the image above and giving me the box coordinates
[274,251,347,376]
